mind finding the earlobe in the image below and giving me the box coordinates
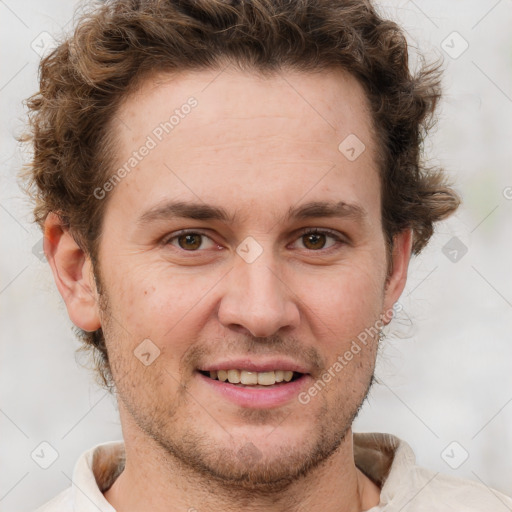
[44,212,101,332]
[382,228,413,323]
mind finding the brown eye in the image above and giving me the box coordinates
[294,229,342,251]
[302,232,327,250]
[164,231,217,252]
[177,233,203,250]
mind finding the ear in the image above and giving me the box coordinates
[43,212,101,332]
[382,228,413,324]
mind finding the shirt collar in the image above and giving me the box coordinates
[71,440,123,512]
[68,433,412,510]
[353,432,417,506]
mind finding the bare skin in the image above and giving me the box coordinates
[45,65,411,512]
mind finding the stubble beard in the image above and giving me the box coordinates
[116,362,376,495]
[97,272,378,495]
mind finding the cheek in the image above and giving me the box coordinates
[299,259,386,353]
[99,270,192,397]
[103,263,216,351]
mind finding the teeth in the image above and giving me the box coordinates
[227,369,241,383]
[240,371,258,385]
[257,371,275,386]
[205,369,300,386]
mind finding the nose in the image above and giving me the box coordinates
[217,254,300,338]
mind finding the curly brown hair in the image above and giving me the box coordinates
[20,0,460,389]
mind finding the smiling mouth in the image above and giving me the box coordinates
[198,369,304,387]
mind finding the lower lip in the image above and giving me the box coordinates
[197,372,311,408]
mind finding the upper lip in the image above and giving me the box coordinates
[198,358,310,374]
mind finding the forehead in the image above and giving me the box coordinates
[105,66,380,229]
[116,65,375,151]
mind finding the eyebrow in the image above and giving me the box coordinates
[137,199,367,226]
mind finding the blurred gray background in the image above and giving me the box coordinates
[1,1,511,510]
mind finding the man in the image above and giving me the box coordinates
[21,0,511,510]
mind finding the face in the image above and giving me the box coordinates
[69,66,410,488]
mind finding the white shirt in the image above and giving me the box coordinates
[35,432,512,511]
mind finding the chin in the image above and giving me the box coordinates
[153,410,349,492]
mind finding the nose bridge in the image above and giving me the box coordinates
[217,246,300,337]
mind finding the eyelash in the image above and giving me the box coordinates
[162,228,346,253]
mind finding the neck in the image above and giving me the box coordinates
[104,419,380,512]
